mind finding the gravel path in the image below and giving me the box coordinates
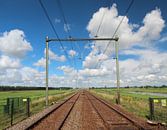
[61,92,107,130]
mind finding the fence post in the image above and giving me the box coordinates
[7,98,10,114]
[149,98,154,120]
[27,98,30,117]
[10,99,14,126]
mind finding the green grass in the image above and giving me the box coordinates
[0,89,76,130]
[120,87,167,94]
[0,89,71,105]
[90,87,167,124]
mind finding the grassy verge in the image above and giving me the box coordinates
[30,90,75,115]
[90,88,167,124]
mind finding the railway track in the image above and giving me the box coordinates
[86,91,153,130]
[7,90,165,130]
[28,92,80,130]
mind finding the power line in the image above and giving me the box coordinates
[56,0,72,38]
[95,0,113,37]
[56,0,87,59]
[94,0,134,68]
[95,10,106,37]
[103,0,134,55]
[56,0,78,57]
[56,0,75,50]
[39,0,59,40]
[56,0,79,87]
[38,0,72,65]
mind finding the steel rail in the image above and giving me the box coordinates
[26,92,79,130]
[86,91,150,130]
[85,92,109,129]
[58,93,81,130]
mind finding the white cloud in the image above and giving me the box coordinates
[87,5,164,50]
[55,18,61,23]
[64,24,70,32]
[79,4,166,87]
[83,51,108,68]
[57,66,76,75]
[0,29,32,58]
[68,50,77,57]
[33,57,46,68]
[159,35,167,42]
[0,66,45,86]
[85,4,165,68]
[116,48,167,86]
[34,48,66,68]
[20,67,45,84]
[80,4,167,86]
[0,55,21,70]
[79,67,108,77]
[44,48,66,62]
[136,8,165,42]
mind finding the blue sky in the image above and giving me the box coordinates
[0,0,167,87]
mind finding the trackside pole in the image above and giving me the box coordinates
[115,38,120,104]
[45,36,49,106]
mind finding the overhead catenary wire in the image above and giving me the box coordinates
[103,0,134,55]
[95,0,113,37]
[56,0,79,88]
[56,0,77,58]
[56,0,76,55]
[56,0,90,62]
[38,0,72,66]
[56,0,72,38]
[95,11,106,37]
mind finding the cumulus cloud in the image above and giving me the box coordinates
[117,48,167,86]
[159,35,167,42]
[64,24,70,32]
[87,4,164,49]
[34,48,66,68]
[81,4,166,87]
[44,48,66,62]
[0,66,45,86]
[0,29,32,58]
[136,8,165,42]
[83,51,108,68]
[79,67,108,77]
[33,57,46,68]
[84,4,165,68]
[0,55,21,70]
[57,66,76,76]
[68,50,77,57]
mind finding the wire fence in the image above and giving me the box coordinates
[0,97,30,130]
[149,98,167,123]
[0,91,75,129]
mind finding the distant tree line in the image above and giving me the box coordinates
[90,85,167,89]
[0,86,73,91]
[124,85,167,88]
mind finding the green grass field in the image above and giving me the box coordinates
[0,89,76,130]
[90,87,167,124]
